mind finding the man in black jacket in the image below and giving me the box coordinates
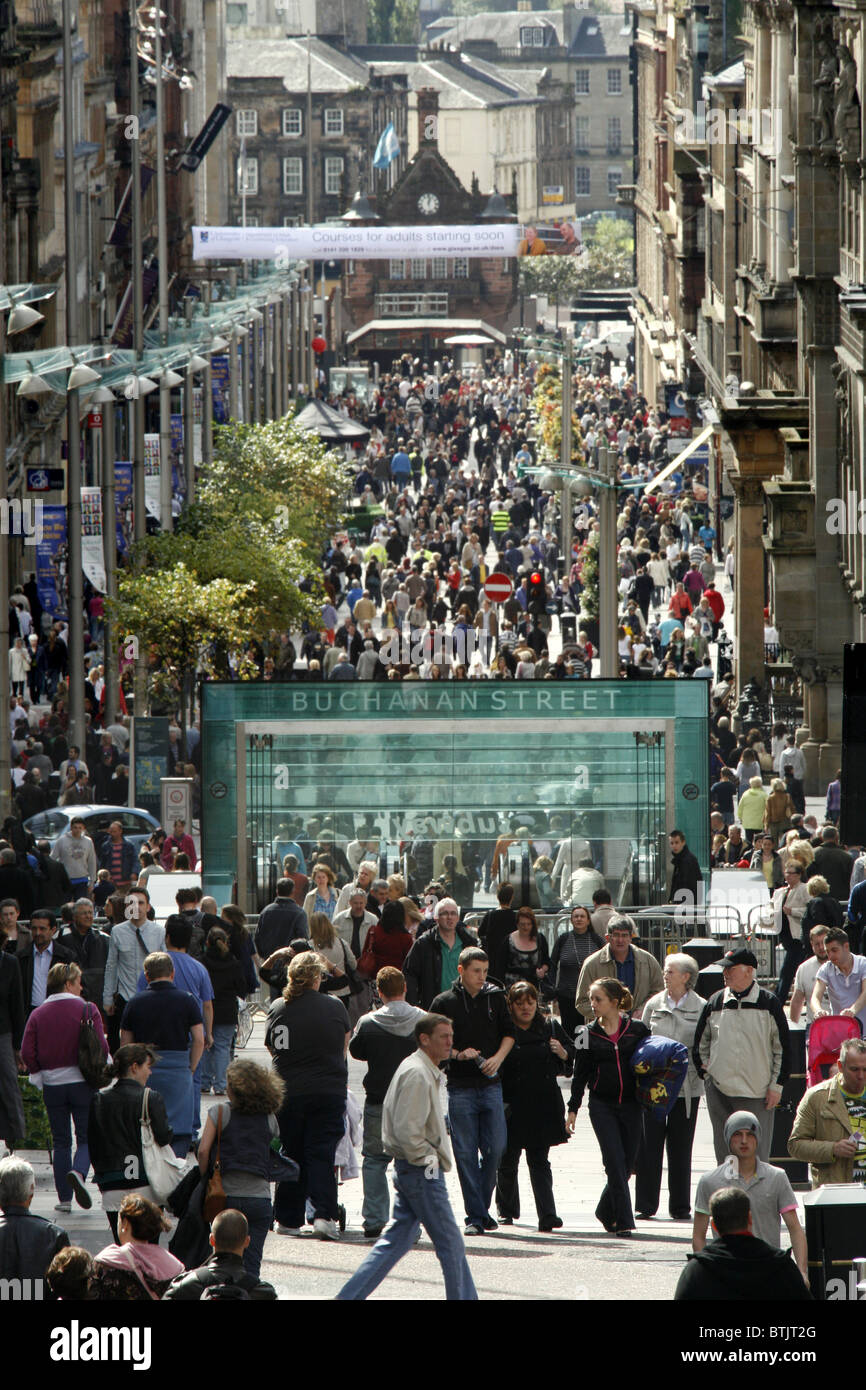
[0,1156,68,1280]
[163,1209,276,1300]
[59,898,110,1007]
[349,967,424,1239]
[431,948,515,1236]
[253,880,308,962]
[17,910,75,1015]
[674,1187,811,1301]
[403,898,474,1009]
[669,828,703,911]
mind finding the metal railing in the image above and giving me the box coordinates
[374,292,449,318]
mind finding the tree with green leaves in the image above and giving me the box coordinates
[579,217,634,289]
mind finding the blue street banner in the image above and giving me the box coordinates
[170,413,184,454]
[211,354,229,424]
[35,506,67,617]
[115,461,133,554]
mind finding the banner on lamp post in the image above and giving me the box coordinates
[81,487,106,594]
[144,433,161,519]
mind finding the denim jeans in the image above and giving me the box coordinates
[587,1096,641,1232]
[202,1024,235,1092]
[447,1082,507,1228]
[335,1160,477,1301]
[361,1102,391,1233]
[223,1193,273,1278]
[42,1080,93,1203]
[274,1092,346,1227]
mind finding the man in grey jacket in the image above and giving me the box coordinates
[336,1013,477,1301]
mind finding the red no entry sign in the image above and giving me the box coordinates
[484,571,514,603]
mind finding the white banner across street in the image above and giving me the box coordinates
[192,223,522,262]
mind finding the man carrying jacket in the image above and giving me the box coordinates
[349,967,425,1239]
[431,948,515,1237]
[788,1036,866,1186]
[693,947,790,1162]
[576,915,664,1023]
[403,897,474,1008]
[336,1012,477,1300]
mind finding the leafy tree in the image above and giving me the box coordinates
[579,217,634,289]
[368,0,419,41]
[519,257,585,323]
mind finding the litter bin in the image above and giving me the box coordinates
[771,1022,808,1187]
[803,1184,866,1299]
[560,613,577,645]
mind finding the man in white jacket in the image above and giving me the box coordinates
[336,1012,477,1301]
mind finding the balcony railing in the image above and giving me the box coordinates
[374,292,449,317]
[616,184,636,208]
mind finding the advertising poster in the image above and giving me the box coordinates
[35,506,67,617]
[193,222,521,262]
[211,354,229,425]
[80,487,106,593]
[115,461,133,554]
[144,432,161,519]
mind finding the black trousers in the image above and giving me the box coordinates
[775,928,807,1003]
[634,1097,700,1217]
[495,1138,557,1223]
[588,1097,641,1231]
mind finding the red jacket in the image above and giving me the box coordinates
[704,588,725,624]
[359,922,412,976]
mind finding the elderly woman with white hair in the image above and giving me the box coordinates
[634,953,704,1221]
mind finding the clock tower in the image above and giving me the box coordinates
[339,88,518,363]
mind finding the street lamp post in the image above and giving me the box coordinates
[597,443,619,678]
[63,0,85,755]
[153,2,172,533]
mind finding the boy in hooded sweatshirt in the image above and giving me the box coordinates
[349,966,426,1239]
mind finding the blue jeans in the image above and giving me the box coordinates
[42,1080,93,1203]
[361,1102,391,1233]
[588,1096,641,1231]
[223,1193,272,1278]
[336,1160,477,1301]
[274,1092,346,1227]
[202,1024,235,1092]
[447,1082,507,1228]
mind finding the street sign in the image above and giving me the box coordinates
[87,413,102,428]
[484,571,514,603]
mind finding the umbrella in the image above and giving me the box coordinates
[442,333,494,346]
[294,399,370,441]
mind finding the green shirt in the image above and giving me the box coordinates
[841,1086,866,1183]
[439,934,463,995]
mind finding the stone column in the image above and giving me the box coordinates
[732,477,766,688]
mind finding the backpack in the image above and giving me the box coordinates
[196,1269,258,1301]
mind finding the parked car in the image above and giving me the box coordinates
[24,805,161,856]
[585,327,633,362]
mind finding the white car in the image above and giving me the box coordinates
[147,872,202,926]
[586,328,632,362]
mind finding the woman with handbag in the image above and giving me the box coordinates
[92,1194,184,1300]
[88,1043,175,1239]
[20,961,109,1215]
[494,983,575,1231]
[196,1059,287,1277]
[201,926,248,1095]
[307,912,359,1011]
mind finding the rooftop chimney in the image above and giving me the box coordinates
[417,87,439,149]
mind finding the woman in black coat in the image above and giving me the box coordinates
[549,906,604,1039]
[494,983,575,1231]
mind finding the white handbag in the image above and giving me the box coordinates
[140,1088,187,1202]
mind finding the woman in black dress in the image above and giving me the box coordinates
[495,983,575,1231]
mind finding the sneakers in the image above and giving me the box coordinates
[313,1217,340,1241]
[482,1215,498,1231]
[273,1223,303,1236]
[66,1171,92,1211]
[464,1221,485,1236]
[54,1202,72,1214]
[363,1227,384,1240]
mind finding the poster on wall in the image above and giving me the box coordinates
[144,433,161,519]
[35,506,67,617]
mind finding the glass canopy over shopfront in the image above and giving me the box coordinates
[201,682,709,915]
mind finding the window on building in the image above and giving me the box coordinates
[410,259,427,279]
[575,115,590,152]
[237,154,258,194]
[324,156,344,195]
[389,259,406,278]
[236,110,257,138]
[575,165,590,197]
[283,215,303,227]
[282,108,302,137]
[324,108,344,135]
[520,25,546,46]
[454,258,469,278]
[282,157,303,195]
[607,68,622,95]
[607,117,621,154]
[575,69,590,95]
[236,214,259,226]
[607,167,622,197]
[431,257,447,278]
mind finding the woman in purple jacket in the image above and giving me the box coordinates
[21,961,109,1213]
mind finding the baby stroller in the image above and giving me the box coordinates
[806,1015,862,1088]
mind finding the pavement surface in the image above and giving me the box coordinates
[21,1015,803,1302]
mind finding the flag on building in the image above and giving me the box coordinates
[372,123,400,170]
